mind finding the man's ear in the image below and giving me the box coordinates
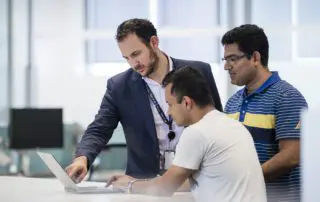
[252,51,262,66]
[149,36,159,49]
[183,96,192,110]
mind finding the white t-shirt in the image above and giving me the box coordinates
[173,110,267,202]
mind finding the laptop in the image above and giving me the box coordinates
[37,151,125,194]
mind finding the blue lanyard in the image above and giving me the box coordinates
[144,82,173,131]
[144,81,176,141]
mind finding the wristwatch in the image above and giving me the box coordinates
[127,179,148,194]
[127,179,139,194]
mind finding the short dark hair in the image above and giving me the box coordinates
[162,66,214,108]
[221,24,269,66]
[116,18,157,46]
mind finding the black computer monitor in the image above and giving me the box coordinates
[9,108,63,149]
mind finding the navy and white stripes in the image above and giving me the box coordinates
[225,72,308,201]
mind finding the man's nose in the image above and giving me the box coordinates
[224,62,232,71]
[128,58,139,67]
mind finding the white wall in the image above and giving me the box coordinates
[302,107,320,202]
[30,0,230,128]
[0,0,8,124]
[32,0,107,127]
[12,0,317,129]
[271,61,319,109]
[12,0,28,107]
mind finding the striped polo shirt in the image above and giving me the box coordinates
[225,71,308,202]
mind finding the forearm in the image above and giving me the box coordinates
[75,130,108,167]
[76,83,120,165]
[176,179,191,192]
[262,150,299,182]
[131,177,176,196]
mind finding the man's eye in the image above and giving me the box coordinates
[132,52,140,57]
[229,57,237,62]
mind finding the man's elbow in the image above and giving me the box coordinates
[288,156,300,168]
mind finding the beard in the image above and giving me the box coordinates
[143,48,159,77]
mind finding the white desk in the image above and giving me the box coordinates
[0,176,194,202]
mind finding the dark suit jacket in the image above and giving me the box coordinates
[76,58,222,178]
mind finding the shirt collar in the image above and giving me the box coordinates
[240,71,281,97]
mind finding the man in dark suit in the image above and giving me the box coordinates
[66,18,222,181]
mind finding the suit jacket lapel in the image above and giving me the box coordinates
[128,72,158,145]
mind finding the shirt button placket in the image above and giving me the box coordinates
[240,99,248,122]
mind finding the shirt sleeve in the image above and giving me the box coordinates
[173,127,207,170]
[275,88,308,140]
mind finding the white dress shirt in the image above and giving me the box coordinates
[142,56,184,152]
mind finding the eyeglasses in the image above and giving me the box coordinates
[221,54,248,65]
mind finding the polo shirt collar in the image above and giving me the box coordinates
[240,71,281,97]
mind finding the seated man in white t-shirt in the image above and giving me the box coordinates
[108,66,267,202]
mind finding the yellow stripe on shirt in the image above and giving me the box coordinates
[227,112,275,129]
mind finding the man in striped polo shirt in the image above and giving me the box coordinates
[221,24,308,202]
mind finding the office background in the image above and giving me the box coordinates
[0,0,319,176]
